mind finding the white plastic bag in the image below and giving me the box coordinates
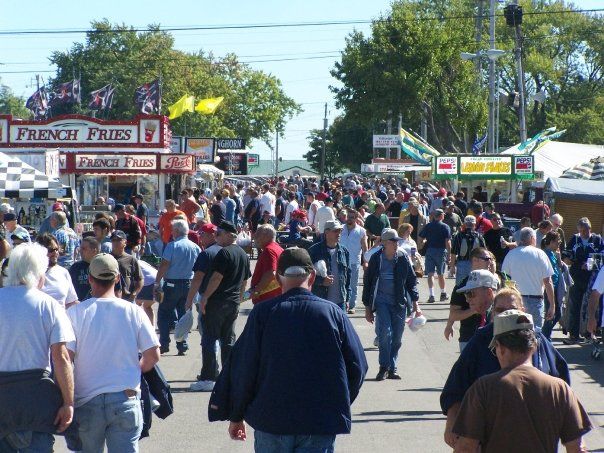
[236,230,252,248]
[407,314,427,332]
[174,309,194,342]
[313,259,328,278]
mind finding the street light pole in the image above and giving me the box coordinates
[320,102,327,180]
[487,0,497,154]
[505,1,528,143]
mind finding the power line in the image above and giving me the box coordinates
[0,9,601,36]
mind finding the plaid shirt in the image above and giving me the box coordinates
[53,226,79,268]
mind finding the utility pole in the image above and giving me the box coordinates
[386,110,392,159]
[320,102,327,181]
[275,131,279,177]
[475,0,484,77]
[420,103,428,141]
[505,1,527,143]
[487,0,497,154]
[397,113,403,159]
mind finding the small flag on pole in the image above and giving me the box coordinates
[195,96,224,115]
[134,79,161,114]
[88,84,116,111]
[472,133,487,155]
[168,95,195,120]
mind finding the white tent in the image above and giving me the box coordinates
[0,152,72,199]
[501,141,604,180]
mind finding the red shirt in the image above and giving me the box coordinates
[251,241,283,304]
[180,198,200,225]
[132,215,147,238]
[476,215,493,235]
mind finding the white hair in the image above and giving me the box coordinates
[519,227,536,246]
[550,213,563,225]
[256,224,276,240]
[171,219,189,238]
[5,243,48,288]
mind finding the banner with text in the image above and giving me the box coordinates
[433,155,534,180]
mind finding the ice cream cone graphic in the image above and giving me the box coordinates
[144,121,157,142]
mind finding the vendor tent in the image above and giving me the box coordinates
[195,164,224,182]
[502,141,604,180]
[561,156,604,181]
[544,177,604,203]
[0,152,72,199]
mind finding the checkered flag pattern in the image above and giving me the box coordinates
[0,153,71,199]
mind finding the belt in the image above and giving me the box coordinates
[165,278,190,283]
[521,294,544,299]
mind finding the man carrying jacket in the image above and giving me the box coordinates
[210,247,368,451]
[308,220,351,311]
[363,228,420,381]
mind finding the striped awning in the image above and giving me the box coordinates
[561,157,604,181]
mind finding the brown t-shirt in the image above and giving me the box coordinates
[453,365,591,453]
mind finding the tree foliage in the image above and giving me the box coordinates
[303,125,345,178]
[328,0,604,170]
[0,81,30,118]
[48,20,301,145]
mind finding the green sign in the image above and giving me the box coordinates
[433,155,535,180]
[247,153,260,167]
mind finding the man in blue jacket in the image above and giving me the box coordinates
[363,228,421,381]
[212,247,367,452]
[308,220,351,311]
[441,284,571,449]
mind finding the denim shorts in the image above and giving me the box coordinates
[425,248,446,275]
[138,284,154,300]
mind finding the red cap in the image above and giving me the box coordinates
[316,192,328,201]
[438,188,447,196]
[52,202,64,211]
[200,223,217,234]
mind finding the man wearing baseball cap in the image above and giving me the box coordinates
[110,230,143,302]
[363,228,420,380]
[450,215,486,284]
[453,309,592,452]
[66,253,160,452]
[308,220,351,311]
[210,247,367,449]
[418,208,451,303]
[3,212,30,248]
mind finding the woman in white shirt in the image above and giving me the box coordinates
[36,233,78,308]
[397,223,418,257]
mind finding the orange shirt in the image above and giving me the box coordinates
[180,198,200,225]
[159,210,186,243]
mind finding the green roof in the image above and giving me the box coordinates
[248,159,319,176]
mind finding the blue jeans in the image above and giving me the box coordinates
[522,295,545,328]
[455,260,472,285]
[75,391,143,453]
[348,263,360,309]
[375,299,406,370]
[158,279,190,352]
[542,289,561,340]
[0,432,54,452]
[254,430,336,453]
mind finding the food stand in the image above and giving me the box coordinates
[0,114,196,218]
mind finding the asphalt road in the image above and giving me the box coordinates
[56,275,604,453]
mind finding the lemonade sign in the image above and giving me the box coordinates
[460,156,511,176]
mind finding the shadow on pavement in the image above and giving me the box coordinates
[398,387,443,392]
[556,343,604,387]
[359,410,443,416]
[353,410,445,423]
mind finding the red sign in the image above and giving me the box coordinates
[0,114,170,149]
[61,153,195,174]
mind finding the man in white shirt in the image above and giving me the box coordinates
[306,192,322,231]
[3,212,31,248]
[284,192,298,225]
[502,227,555,328]
[316,197,336,234]
[339,210,368,314]
[67,254,160,452]
[0,243,75,450]
[259,184,276,218]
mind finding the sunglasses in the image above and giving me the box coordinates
[476,256,493,262]
[464,289,481,299]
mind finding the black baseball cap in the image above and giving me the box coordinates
[110,230,127,241]
[277,247,314,277]
[217,221,237,235]
[112,203,125,213]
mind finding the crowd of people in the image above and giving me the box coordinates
[0,173,601,452]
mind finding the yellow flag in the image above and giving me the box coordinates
[195,96,224,115]
[168,95,195,120]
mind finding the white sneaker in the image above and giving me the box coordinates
[189,380,215,392]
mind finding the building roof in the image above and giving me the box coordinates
[248,159,319,176]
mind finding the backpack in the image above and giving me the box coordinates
[458,232,481,260]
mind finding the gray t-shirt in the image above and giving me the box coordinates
[326,247,343,305]
[376,256,395,301]
[0,285,75,372]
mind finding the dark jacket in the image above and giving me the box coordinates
[565,233,604,287]
[362,248,419,311]
[308,241,351,305]
[208,288,367,435]
[440,323,570,415]
[0,369,63,437]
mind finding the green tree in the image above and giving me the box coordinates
[0,81,30,119]
[48,20,301,146]
[303,127,345,178]
[331,0,487,156]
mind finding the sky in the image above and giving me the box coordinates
[0,0,601,162]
